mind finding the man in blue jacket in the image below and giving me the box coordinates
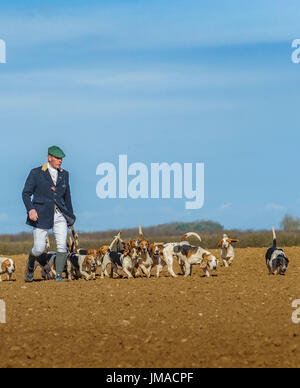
[22,146,76,282]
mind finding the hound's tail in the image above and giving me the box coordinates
[139,223,144,239]
[116,231,124,253]
[46,235,51,252]
[181,232,202,243]
[272,226,277,248]
[109,232,122,251]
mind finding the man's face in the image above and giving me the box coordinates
[48,155,63,169]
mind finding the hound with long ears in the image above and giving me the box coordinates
[85,249,101,279]
[87,246,113,278]
[114,246,140,279]
[266,227,289,275]
[101,232,125,278]
[31,235,56,280]
[66,251,97,280]
[53,227,96,281]
[179,232,203,273]
[94,245,110,278]
[173,244,218,278]
[171,232,218,277]
[35,253,57,280]
[133,224,167,278]
[0,258,15,281]
[158,232,203,278]
[130,223,151,277]
[136,238,152,278]
[218,234,239,267]
[148,243,168,278]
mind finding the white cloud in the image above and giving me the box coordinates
[266,203,287,211]
[219,203,232,210]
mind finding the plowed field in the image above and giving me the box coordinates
[1,247,300,368]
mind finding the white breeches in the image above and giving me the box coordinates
[32,212,68,257]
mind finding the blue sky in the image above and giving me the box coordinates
[0,0,299,233]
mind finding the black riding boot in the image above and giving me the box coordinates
[25,251,37,282]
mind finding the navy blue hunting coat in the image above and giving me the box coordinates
[22,163,76,229]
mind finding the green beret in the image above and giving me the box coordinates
[48,146,66,159]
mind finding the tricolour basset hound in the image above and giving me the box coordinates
[266,227,289,275]
[173,244,218,278]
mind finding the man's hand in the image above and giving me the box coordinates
[28,209,38,222]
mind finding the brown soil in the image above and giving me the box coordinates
[1,247,300,368]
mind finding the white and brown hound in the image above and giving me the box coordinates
[218,234,239,267]
[101,233,126,278]
[0,258,15,281]
[148,243,168,278]
[132,225,167,278]
[66,250,97,280]
[160,232,202,278]
[32,236,56,280]
[173,244,218,277]
[114,247,140,279]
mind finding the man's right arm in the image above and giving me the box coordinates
[22,169,37,213]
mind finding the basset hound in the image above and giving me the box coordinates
[218,234,239,267]
[0,258,15,281]
[266,227,289,275]
[160,232,203,278]
[115,247,140,279]
[173,244,218,277]
[66,250,97,281]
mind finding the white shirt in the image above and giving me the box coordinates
[48,162,58,186]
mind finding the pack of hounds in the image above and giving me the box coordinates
[0,225,289,282]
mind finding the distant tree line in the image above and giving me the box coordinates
[280,214,300,232]
[1,217,300,255]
